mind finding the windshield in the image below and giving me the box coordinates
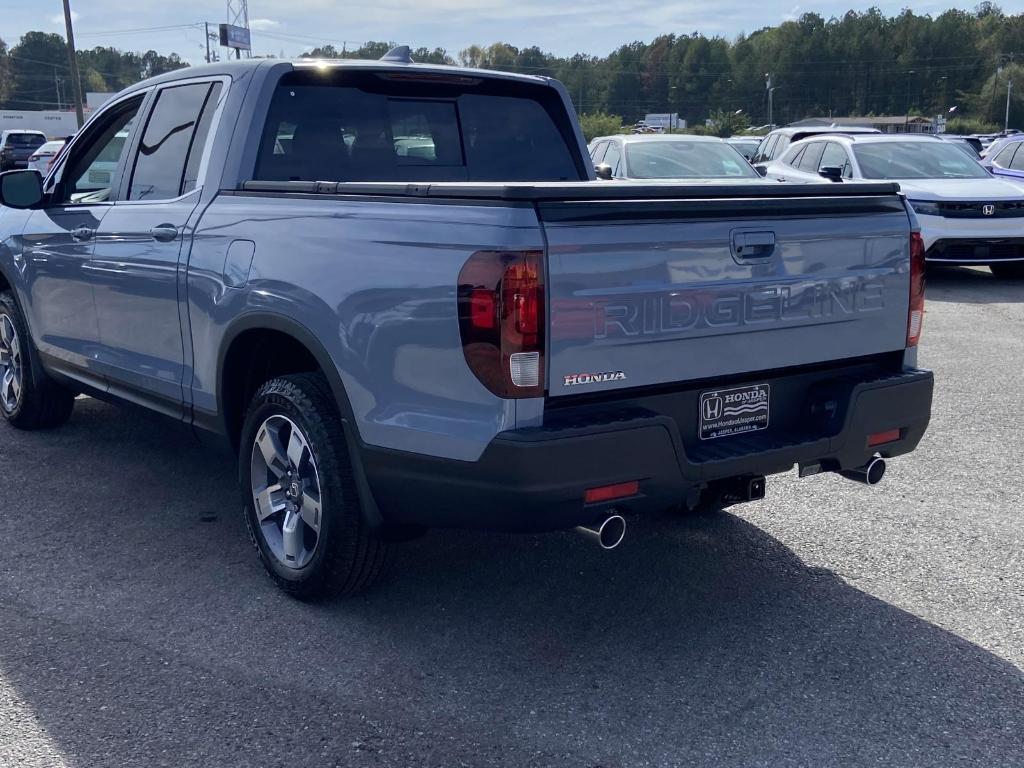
[624,140,757,179]
[853,141,989,179]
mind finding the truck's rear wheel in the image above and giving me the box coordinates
[0,291,75,430]
[239,373,390,598]
[990,262,1024,279]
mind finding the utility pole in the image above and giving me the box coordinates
[62,0,85,127]
[205,22,211,64]
[1007,78,1014,132]
[765,73,772,126]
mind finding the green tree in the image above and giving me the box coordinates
[706,109,749,137]
[0,38,11,106]
[578,111,625,141]
[8,31,68,110]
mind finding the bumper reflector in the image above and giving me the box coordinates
[867,428,901,447]
[585,480,640,504]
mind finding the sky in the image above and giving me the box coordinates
[8,0,1024,64]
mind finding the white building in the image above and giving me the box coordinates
[0,93,116,137]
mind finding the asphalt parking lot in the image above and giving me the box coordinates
[1,265,1022,767]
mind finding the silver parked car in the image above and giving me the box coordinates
[762,133,1024,278]
[588,134,763,181]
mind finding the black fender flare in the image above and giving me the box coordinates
[216,311,384,528]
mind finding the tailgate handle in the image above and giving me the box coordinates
[732,230,776,260]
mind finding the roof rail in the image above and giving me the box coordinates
[380,46,414,64]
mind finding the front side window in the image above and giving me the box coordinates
[60,96,143,204]
[853,141,990,179]
[602,142,622,176]
[820,142,852,178]
[129,82,222,201]
[253,72,582,183]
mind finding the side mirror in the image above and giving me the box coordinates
[754,165,768,177]
[0,170,44,209]
[595,163,613,180]
[818,165,844,183]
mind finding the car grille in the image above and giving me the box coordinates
[927,239,1024,262]
[936,201,1024,218]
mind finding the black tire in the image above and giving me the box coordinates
[239,372,390,598]
[990,262,1024,279]
[0,290,75,430]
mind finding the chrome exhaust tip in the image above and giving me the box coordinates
[839,456,886,486]
[576,514,626,550]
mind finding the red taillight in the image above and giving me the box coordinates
[585,480,639,504]
[458,250,545,398]
[868,428,901,447]
[907,232,926,347]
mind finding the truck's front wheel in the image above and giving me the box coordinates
[239,373,390,598]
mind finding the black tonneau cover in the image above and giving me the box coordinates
[239,179,903,201]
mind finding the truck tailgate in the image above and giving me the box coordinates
[541,187,912,397]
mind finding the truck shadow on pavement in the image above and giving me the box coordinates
[926,264,1024,304]
[0,398,1022,767]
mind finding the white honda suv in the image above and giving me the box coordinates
[763,133,1024,278]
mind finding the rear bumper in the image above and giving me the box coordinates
[363,365,934,533]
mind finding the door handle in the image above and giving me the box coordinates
[732,230,777,262]
[71,226,94,242]
[150,224,179,242]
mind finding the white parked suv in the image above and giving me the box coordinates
[763,134,1024,278]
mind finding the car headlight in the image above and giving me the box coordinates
[909,200,942,216]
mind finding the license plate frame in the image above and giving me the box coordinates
[699,383,771,440]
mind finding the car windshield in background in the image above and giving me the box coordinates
[853,141,989,179]
[254,72,582,182]
[624,140,758,179]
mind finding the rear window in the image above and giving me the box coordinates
[7,134,45,147]
[253,70,583,182]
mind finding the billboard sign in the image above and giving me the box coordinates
[219,23,251,51]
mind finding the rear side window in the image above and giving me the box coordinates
[994,144,1019,168]
[1010,144,1024,171]
[129,82,222,201]
[783,145,805,167]
[770,135,790,161]
[798,142,826,172]
[254,71,583,182]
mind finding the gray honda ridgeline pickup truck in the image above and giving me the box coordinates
[0,52,932,597]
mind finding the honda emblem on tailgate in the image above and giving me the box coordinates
[702,396,724,421]
[983,204,995,216]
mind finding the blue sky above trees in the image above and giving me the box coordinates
[8,1,1022,63]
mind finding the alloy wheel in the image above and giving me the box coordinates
[0,315,23,414]
[250,415,323,569]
